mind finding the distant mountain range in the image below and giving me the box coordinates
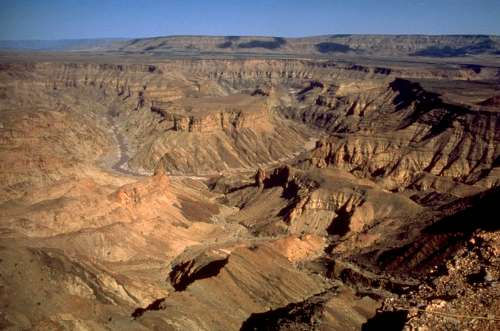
[1,35,499,57]
[0,38,128,51]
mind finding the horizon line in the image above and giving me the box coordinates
[1,33,499,42]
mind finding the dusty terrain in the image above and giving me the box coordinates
[0,35,499,330]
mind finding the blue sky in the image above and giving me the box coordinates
[0,0,499,40]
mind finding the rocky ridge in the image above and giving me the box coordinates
[112,35,500,58]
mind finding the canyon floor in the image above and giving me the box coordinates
[0,37,499,330]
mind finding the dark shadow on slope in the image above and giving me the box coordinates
[169,257,229,291]
[237,37,286,50]
[297,81,324,95]
[240,292,328,331]
[327,205,352,237]
[389,78,471,138]
[315,42,353,53]
[376,187,500,275]
[389,78,443,112]
[217,41,233,48]
[263,166,291,189]
[411,38,496,57]
[361,310,408,331]
[131,298,166,319]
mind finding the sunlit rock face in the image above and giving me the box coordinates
[0,40,499,330]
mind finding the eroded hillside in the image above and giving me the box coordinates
[0,52,499,330]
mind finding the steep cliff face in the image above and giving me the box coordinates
[0,61,316,176]
[220,165,422,245]
[151,94,270,132]
[2,59,497,179]
[282,78,500,195]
